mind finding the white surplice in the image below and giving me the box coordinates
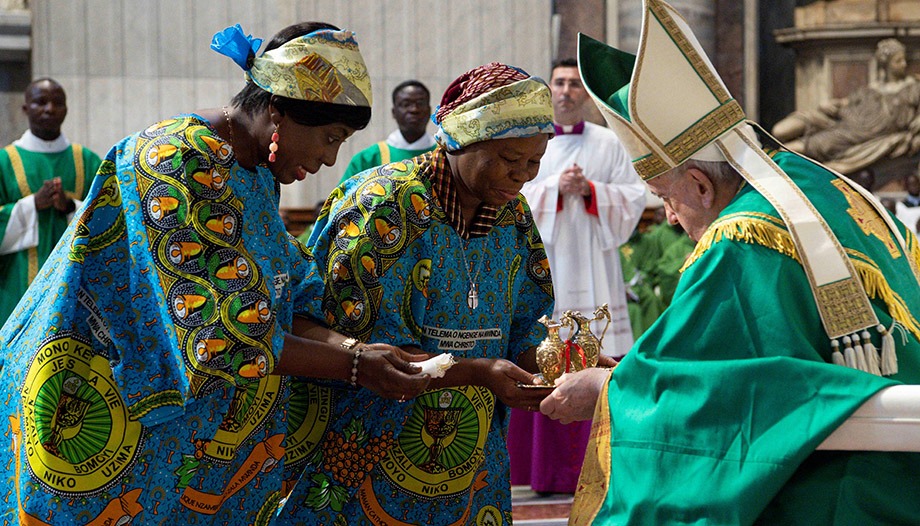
[522,122,645,357]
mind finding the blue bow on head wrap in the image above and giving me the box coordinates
[211,24,263,70]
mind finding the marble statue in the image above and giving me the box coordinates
[772,38,920,175]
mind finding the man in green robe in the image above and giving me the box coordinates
[0,78,101,325]
[337,80,436,184]
[540,2,920,524]
[619,243,663,339]
[653,224,695,306]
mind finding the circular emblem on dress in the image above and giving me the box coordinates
[357,178,393,209]
[204,376,285,463]
[207,249,255,292]
[186,124,234,168]
[402,187,433,228]
[138,134,194,178]
[161,228,207,276]
[168,282,217,329]
[353,240,381,287]
[368,206,404,252]
[380,387,493,498]
[282,381,335,470]
[196,202,243,245]
[333,207,367,251]
[526,248,552,284]
[21,333,144,497]
[143,183,189,231]
[476,505,505,525]
[512,199,534,230]
[227,291,274,338]
[188,324,235,368]
[186,166,228,201]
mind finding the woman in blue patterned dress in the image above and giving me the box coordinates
[278,63,563,525]
[0,22,429,526]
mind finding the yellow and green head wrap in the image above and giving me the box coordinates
[432,62,554,152]
[211,24,372,108]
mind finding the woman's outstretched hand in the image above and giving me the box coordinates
[356,343,431,400]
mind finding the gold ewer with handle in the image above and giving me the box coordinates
[533,304,611,386]
[563,304,612,371]
[535,315,567,386]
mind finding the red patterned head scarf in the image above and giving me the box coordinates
[434,63,528,123]
[432,63,554,151]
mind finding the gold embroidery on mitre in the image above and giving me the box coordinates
[628,1,746,175]
[633,152,669,181]
[665,102,746,162]
[815,279,877,337]
[832,179,900,259]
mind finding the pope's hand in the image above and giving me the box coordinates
[540,367,612,424]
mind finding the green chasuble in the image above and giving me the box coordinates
[337,140,436,184]
[0,145,101,324]
[574,151,920,525]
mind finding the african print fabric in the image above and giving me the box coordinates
[244,27,371,107]
[277,152,555,525]
[0,115,319,525]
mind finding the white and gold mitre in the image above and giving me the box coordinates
[577,0,744,181]
[578,0,918,375]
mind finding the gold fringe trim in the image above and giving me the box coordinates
[853,258,920,342]
[681,213,799,273]
[683,214,920,341]
[908,229,920,283]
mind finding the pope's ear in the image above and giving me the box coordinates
[685,167,715,208]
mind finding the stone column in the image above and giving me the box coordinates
[617,0,716,56]
[0,7,30,147]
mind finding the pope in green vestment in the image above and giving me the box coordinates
[575,149,920,525]
[0,136,101,325]
[540,3,920,524]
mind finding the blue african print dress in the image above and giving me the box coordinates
[0,115,318,525]
[277,154,555,525]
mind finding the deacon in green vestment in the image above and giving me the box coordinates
[337,80,436,184]
[619,244,663,339]
[0,78,101,325]
[540,2,920,524]
[653,227,695,306]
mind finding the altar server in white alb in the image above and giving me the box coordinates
[521,58,645,357]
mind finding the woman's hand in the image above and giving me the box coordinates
[481,358,551,411]
[356,343,431,400]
